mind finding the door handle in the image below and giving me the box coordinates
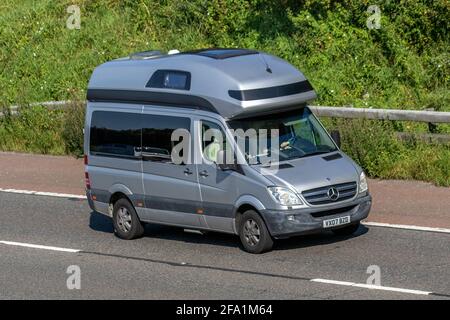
[199,170,209,177]
[183,168,193,175]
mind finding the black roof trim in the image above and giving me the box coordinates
[87,89,217,113]
[229,80,314,101]
[182,48,259,60]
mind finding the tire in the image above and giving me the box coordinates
[239,210,273,254]
[332,222,360,236]
[112,198,145,240]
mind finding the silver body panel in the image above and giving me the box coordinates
[87,51,317,119]
[85,50,371,238]
[257,153,360,199]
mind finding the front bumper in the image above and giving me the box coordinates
[261,194,372,239]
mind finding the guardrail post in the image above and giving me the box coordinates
[426,108,438,133]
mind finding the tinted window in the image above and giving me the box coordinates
[90,111,141,157]
[142,114,190,163]
[147,70,191,90]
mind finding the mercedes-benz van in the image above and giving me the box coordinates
[85,48,371,253]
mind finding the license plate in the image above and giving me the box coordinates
[323,216,351,228]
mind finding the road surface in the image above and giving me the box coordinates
[2,152,450,229]
[0,192,448,299]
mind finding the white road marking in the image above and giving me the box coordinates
[1,189,449,234]
[0,241,81,253]
[363,221,450,234]
[311,278,431,295]
[0,188,86,199]
[352,283,432,295]
[0,239,442,297]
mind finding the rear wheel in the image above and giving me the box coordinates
[332,222,360,236]
[112,198,145,240]
[239,210,273,254]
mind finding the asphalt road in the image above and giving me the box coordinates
[0,192,449,299]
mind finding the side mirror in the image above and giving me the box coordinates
[330,130,341,148]
[216,150,238,171]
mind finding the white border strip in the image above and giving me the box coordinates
[0,241,81,253]
[0,188,86,200]
[311,278,431,295]
[363,221,450,234]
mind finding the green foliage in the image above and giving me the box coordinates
[0,1,449,184]
[61,101,85,156]
[0,102,86,157]
[1,0,447,109]
[321,118,450,186]
[0,105,66,155]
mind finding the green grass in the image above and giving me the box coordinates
[321,118,450,186]
[0,0,448,110]
[0,0,449,185]
[0,106,66,155]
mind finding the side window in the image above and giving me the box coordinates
[90,111,141,157]
[146,70,191,90]
[201,120,226,163]
[142,114,190,163]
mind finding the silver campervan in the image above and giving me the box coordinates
[84,48,372,253]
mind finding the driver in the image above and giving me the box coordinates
[204,136,221,162]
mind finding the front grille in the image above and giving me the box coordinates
[302,181,357,205]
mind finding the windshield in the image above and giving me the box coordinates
[227,107,337,164]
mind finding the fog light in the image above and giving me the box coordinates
[287,215,295,221]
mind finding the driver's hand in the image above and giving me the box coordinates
[280,141,291,150]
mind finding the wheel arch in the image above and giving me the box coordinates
[107,184,135,216]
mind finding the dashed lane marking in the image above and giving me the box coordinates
[1,240,449,298]
[363,221,450,234]
[0,240,81,253]
[0,188,86,200]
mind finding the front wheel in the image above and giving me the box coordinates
[332,222,360,236]
[239,210,273,254]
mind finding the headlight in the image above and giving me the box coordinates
[268,187,303,206]
[359,171,368,193]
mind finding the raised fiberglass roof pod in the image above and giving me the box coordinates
[87,48,317,119]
